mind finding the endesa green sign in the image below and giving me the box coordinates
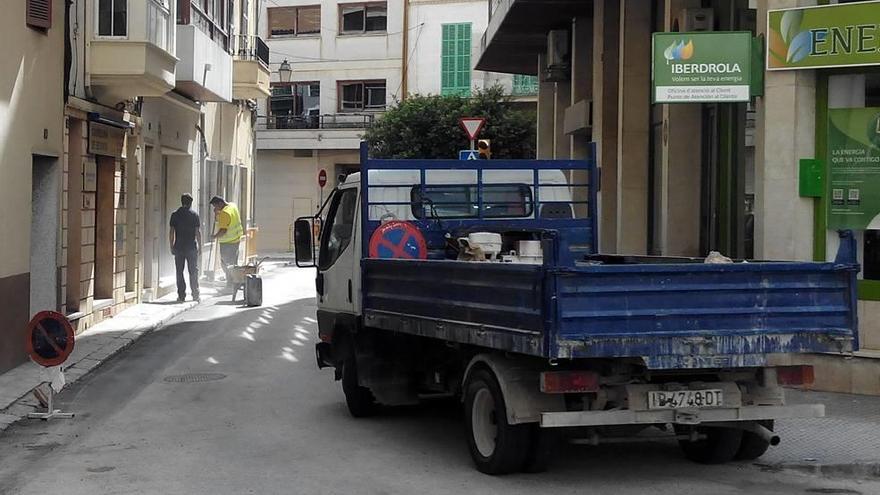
[652,32,752,103]
[768,1,880,70]
[828,107,880,230]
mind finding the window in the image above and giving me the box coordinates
[268,6,320,37]
[441,23,471,96]
[339,81,386,111]
[512,74,539,96]
[147,0,172,52]
[180,0,231,50]
[318,188,358,270]
[340,3,387,34]
[269,82,320,129]
[98,0,127,37]
[411,185,533,219]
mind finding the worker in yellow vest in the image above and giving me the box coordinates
[210,196,244,289]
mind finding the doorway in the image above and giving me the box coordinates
[94,155,116,301]
[30,155,60,314]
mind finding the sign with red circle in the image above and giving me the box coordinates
[25,311,75,367]
[368,221,428,260]
[318,169,328,188]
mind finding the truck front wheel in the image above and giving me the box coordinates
[464,368,530,475]
[342,356,377,418]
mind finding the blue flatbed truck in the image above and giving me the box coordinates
[294,145,859,475]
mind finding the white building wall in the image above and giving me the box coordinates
[406,0,515,96]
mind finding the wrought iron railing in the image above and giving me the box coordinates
[257,114,375,130]
[236,35,269,68]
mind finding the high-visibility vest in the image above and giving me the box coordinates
[218,203,243,244]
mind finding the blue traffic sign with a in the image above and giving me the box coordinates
[459,150,479,161]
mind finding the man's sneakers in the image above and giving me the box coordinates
[177,296,186,303]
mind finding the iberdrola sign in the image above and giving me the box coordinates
[768,1,880,70]
[652,32,753,103]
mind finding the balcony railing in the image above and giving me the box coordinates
[236,35,269,68]
[258,114,375,130]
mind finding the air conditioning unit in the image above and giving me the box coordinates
[543,30,570,82]
[677,8,714,32]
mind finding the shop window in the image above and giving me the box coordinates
[269,82,320,129]
[340,3,387,34]
[268,5,320,37]
[98,0,127,37]
[339,80,386,111]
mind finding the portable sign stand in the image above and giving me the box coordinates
[459,117,486,151]
[318,168,327,209]
[25,311,76,421]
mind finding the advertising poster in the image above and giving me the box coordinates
[828,107,880,229]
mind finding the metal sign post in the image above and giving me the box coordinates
[25,311,76,420]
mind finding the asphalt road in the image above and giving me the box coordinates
[0,267,877,495]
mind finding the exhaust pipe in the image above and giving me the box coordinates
[742,422,781,446]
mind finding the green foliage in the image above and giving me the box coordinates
[364,86,536,159]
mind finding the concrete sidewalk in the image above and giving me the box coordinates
[0,260,291,431]
[757,389,880,479]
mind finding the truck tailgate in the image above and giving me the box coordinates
[553,261,858,368]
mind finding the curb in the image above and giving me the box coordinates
[757,461,880,480]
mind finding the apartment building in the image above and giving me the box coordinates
[255,0,537,253]
[255,0,404,252]
[0,0,275,371]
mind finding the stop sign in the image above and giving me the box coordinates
[318,169,327,188]
[26,311,75,367]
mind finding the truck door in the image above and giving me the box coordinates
[317,186,359,315]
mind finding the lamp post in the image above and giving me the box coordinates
[278,59,292,83]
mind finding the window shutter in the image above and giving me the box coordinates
[26,0,52,29]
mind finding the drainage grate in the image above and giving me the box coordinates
[163,373,227,383]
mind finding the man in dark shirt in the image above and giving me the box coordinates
[169,194,202,302]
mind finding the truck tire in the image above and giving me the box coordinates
[735,420,774,461]
[342,356,377,418]
[464,368,530,475]
[677,426,743,464]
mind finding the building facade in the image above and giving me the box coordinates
[0,0,268,374]
[255,0,537,253]
[0,0,66,372]
[478,0,880,394]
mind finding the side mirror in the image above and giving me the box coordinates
[294,217,316,267]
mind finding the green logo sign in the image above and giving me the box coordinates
[652,32,752,104]
[768,2,880,70]
[828,108,880,230]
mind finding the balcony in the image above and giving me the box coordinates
[88,0,177,101]
[233,36,271,100]
[256,114,375,151]
[476,0,591,74]
[175,23,233,102]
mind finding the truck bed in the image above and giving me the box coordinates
[362,249,858,369]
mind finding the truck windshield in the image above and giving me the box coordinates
[410,184,533,219]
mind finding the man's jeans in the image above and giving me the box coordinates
[175,249,200,300]
[219,242,240,287]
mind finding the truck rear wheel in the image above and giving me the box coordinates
[464,368,530,475]
[735,420,774,461]
[677,426,743,464]
[342,356,377,418]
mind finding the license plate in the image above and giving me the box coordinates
[647,389,723,410]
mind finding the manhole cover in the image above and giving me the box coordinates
[163,373,227,383]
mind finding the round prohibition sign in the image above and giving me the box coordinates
[368,221,428,260]
[25,311,75,368]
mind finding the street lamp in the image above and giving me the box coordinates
[278,59,292,83]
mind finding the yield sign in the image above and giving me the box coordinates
[459,118,486,140]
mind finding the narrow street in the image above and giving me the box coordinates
[0,267,876,495]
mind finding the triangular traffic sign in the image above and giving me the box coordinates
[459,118,486,140]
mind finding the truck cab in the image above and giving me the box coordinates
[294,144,858,475]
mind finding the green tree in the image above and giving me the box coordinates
[365,86,536,159]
